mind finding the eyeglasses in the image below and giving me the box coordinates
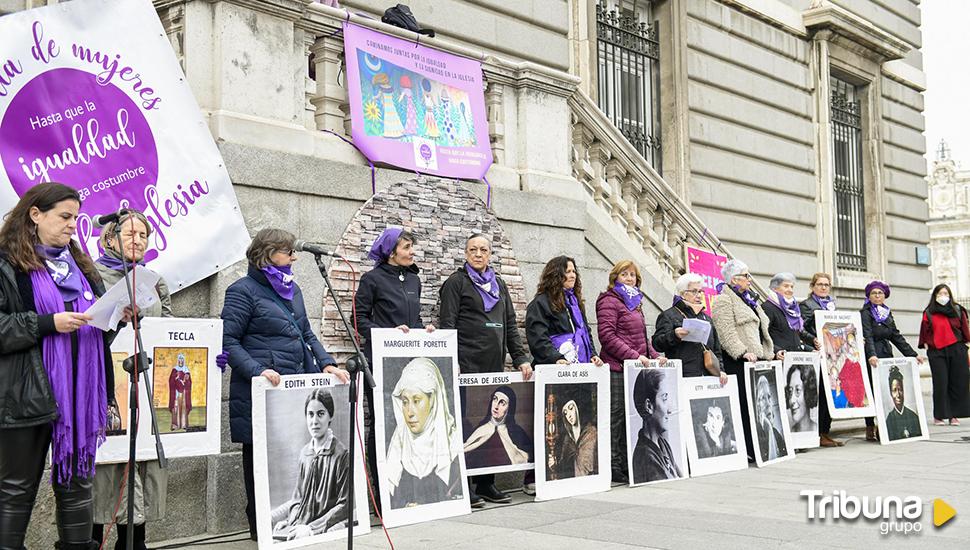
[277,248,296,257]
[683,289,704,295]
[814,283,831,288]
[736,273,752,280]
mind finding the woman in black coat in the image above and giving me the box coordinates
[222,228,347,540]
[653,273,726,382]
[525,256,603,367]
[762,272,815,355]
[797,272,842,447]
[353,227,433,511]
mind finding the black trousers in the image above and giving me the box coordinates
[723,357,754,460]
[818,377,833,435]
[0,424,95,549]
[242,444,257,539]
[363,383,382,513]
[928,344,970,420]
[609,371,627,476]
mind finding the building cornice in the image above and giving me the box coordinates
[803,1,910,61]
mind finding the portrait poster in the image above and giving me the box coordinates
[533,364,610,502]
[744,362,795,467]
[251,374,370,548]
[96,318,222,463]
[0,0,249,292]
[815,311,875,419]
[873,358,929,445]
[371,328,470,527]
[459,371,535,476]
[685,246,728,314]
[623,360,687,486]
[782,352,821,449]
[680,375,747,477]
[342,23,493,179]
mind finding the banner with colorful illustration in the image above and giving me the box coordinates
[686,246,728,314]
[96,317,222,464]
[0,0,249,291]
[342,23,492,179]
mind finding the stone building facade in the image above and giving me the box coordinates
[2,0,931,544]
[927,143,970,308]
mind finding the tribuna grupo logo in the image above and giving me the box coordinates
[800,490,957,536]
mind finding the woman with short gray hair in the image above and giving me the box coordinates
[762,272,814,356]
[653,273,726,383]
[711,259,777,461]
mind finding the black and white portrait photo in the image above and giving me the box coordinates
[783,352,821,449]
[460,372,535,475]
[681,375,747,477]
[873,358,929,445]
[623,361,686,486]
[371,329,470,527]
[745,362,794,467]
[251,374,370,549]
[533,364,610,501]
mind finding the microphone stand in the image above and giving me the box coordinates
[113,223,167,550]
[310,252,374,550]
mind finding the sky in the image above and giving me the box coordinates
[922,1,970,168]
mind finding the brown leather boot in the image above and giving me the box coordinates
[865,426,878,442]
[820,434,844,447]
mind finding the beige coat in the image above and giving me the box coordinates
[711,288,774,361]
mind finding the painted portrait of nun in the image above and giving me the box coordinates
[550,399,598,479]
[168,352,192,431]
[271,388,350,540]
[463,385,533,469]
[386,357,464,509]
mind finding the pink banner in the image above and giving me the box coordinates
[686,246,727,315]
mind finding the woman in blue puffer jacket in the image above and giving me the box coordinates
[221,228,348,540]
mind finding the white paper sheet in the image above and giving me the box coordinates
[681,318,712,344]
[84,266,160,331]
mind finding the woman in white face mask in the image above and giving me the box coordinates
[917,284,970,426]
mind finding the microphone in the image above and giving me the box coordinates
[92,208,131,228]
[294,240,342,258]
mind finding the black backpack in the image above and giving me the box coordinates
[382,4,435,37]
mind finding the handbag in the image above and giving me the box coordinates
[673,306,720,375]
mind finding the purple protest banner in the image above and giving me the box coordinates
[342,23,493,179]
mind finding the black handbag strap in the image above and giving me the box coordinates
[251,278,316,368]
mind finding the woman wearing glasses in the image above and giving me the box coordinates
[798,272,843,447]
[221,228,348,540]
[653,273,726,383]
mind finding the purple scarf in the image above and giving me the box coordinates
[262,265,295,300]
[367,227,403,263]
[30,267,106,485]
[95,249,144,272]
[613,282,642,311]
[36,245,85,303]
[554,288,592,363]
[729,284,758,310]
[813,294,836,311]
[773,292,804,332]
[465,262,500,312]
[865,302,891,324]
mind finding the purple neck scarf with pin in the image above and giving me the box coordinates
[864,301,891,323]
[730,284,759,310]
[96,248,143,273]
[35,244,85,303]
[262,265,295,300]
[465,262,500,312]
[773,292,804,332]
[813,294,836,312]
[30,266,106,484]
[551,289,593,364]
[613,282,642,311]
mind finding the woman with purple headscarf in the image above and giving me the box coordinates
[860,280,922,441]
[0,183,124,550]
[353,226,434,512]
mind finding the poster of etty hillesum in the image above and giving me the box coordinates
[680,375,747,477]
[744,361,795,467]
[782,352,821,449]
[96,318,222,464]
[873,358,929,445]
[533,363,610,501]
[342,23,492,179]
[0,0,249,291]
[815,311,876,419]
[371,328,470,527]
[251,374,370,549]
[460,371,535,476]
[623,360,687,486]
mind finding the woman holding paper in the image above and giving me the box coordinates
[0,183,121,550]
[594,260,662,483]
[221,228,347,540]
[91,209,174,550]
[653,273,726,383]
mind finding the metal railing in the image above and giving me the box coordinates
[831,76,867,271]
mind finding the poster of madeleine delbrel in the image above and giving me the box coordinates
[873,358,929,446]
[744,361,795,467]
[623,360,687,486]
[251,374,370,548]
[95,318,222,464]
[815,311,875,419]
[533,363,610,502]
[371,328,470,528]
[680,375,747,477]
[0,0,249,291]
[459,371,535,476]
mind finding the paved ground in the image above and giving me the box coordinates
[154,389,969,550]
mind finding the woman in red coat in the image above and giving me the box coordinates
[595,260,662,484]
[918,284,970,425]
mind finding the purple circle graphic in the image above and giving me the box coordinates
[419,144,432,161]
[0,68,158,217]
